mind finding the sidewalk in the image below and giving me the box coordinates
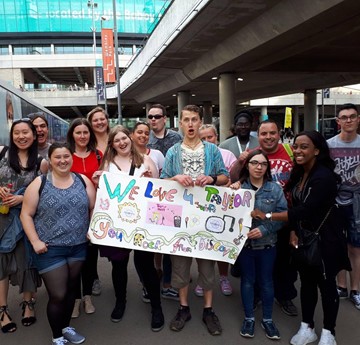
[4,254,360,345]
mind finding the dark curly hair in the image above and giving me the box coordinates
[284,130,340,193]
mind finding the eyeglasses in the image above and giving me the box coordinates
[248,160,268,168]
[147,114,164,120]
[338,114,358,122]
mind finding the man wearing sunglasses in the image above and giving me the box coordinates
[147,104,182,302]
[147,104,182,156]
[327,103,360,311]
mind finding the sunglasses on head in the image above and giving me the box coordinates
[147,114,164,120]
[13,118,32,124]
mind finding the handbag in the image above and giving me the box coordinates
[292,206,333,267]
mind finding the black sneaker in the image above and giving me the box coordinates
[276,299,298,316]
[142,287,150,303]
[111,301,126,323]
[170,307,191,332]
[240,319,255,338]
[161,287,179,301]
[202,310,222,336]
[337,286,349,299]
[261,320,280,340]
[350,290,360,310]
[151,308,164,332]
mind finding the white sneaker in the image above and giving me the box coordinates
[318,329,337,345]
[52,336,69,345]
[290,322,318,345]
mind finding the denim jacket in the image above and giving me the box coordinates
[242,179,287,249]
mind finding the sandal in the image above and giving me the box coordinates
[20,298,37,327]
[0,305,17,333]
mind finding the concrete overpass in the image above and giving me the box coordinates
[117,0,360,137]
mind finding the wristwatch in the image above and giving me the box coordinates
[265,212,272,220]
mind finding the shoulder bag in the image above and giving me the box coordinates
[292,206,333,267]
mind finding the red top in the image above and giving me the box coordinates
[71,150,103,182]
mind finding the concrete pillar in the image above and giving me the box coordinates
[304,89,318,131]
[203,101,213,124]
[260,106,268,122]
[177,91,190,118]
[219,73,236,143]
[168,107,177,129]
[169,110,175,128]
[293,106,300,134]
[145,102,153,115]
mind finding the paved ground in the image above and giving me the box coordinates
[3,255,360,345]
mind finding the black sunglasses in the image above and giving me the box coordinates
[147,114,164,120]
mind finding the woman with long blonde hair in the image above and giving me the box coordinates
[93,125,164,332]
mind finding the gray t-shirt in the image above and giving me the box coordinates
[148,129,182,156]
[327,134,360,204]
[38,143,51,160]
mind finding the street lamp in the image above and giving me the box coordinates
[87,0,98,54]
[101,16,108,113]
[113,0,122,124]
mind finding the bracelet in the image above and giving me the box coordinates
[210,175,218,185]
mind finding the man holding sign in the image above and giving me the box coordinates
[161,105,229,336]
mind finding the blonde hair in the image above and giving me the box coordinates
[199,124,217,136]
[100,125,144,170]
[86,106,110,133]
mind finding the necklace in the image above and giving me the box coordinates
[183,140,202,150]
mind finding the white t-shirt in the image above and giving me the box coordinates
[108,162,146,177]
[147,149,165,175]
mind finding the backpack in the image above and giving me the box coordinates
[38,172,86,197]
[283,143,294,162]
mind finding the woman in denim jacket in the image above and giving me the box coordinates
[230,149,287,340]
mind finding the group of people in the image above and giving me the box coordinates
[0,102,359,345]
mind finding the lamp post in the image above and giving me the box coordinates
[113,0,122,124]
[101,16,108,114]
[87,1,98,54]
[87,1,98,105]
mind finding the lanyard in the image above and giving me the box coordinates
[236,137,250,154]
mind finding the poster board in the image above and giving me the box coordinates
[88,172,255,264]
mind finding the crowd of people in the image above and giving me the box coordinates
[0,102,359,345]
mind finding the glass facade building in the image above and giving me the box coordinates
[0,0,170,34]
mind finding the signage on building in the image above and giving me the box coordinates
[0,0,169,34]
[95,67,105,102]
[284,107,292,128]
[101,29,116,83]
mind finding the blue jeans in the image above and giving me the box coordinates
[239,245,276,319]
[32,242,87,274]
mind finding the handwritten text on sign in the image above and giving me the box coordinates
[88,172,254,264]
